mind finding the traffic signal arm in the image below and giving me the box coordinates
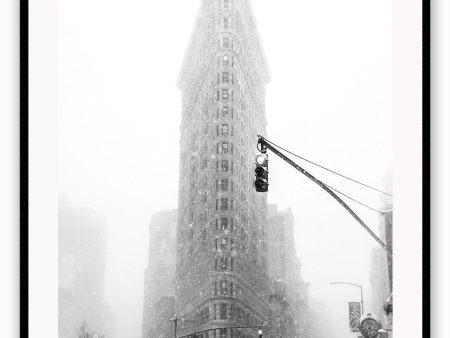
[257,136,392,257]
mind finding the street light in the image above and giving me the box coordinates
[170,316,178,338]
[330,281,364,314]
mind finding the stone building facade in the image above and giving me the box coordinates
[175,0,271,337]
[142,210,178,338]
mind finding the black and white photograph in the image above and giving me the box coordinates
[21,0,428,337]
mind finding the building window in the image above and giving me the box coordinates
[230,257,234,271]
[220,198,228,211]
[230,218,234,231]
[202,157,208,170]
[223,55,230,67]
[214,281,218,295]
[223,37,229,49]
[221,217,228,230]
[221,280,228,295]
[215,238,218,251]
[202,227,207,239]
[215,258,218,270]
[230,304,235,320]
[222,124,228,135]
[221,178,228,191]
[224,17,229,29]
[221,160,229,171]
[222,142,228,153]
[220,303,227,319]
[221,238,227,250]
[224,0,229,9]
[216,218,219,230]
[222,88,229,100]
[230,281,234,295]
[222,72,229,83]
[222,106,229,117]
[220,257,227,270]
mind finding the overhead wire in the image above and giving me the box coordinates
[260,136,393,197]
[323,182,386,214]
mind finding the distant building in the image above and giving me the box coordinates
[58,196,115,338]
[142,210,178,338]
[267,204,311,338]
[369,174,393,332]
[175,0,272,336]
[153,296,176,338]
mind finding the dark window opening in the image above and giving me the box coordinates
[221,179,229,191]
[220,198,228,211]
[220,304,227,319]
[221,160,229,172]
[222,124,228,135]
[221,217,228,230]
[220,257,228,270]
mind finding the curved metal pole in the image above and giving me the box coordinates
[257,136,392,257]
[330,282,364,314]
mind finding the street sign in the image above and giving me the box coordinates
[349,302,362,332]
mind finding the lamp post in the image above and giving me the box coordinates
[170,316,178,338]
[330,282,364,314]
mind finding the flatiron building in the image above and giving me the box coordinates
[175,0,271,337]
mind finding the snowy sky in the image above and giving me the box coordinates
[58,0,393,337]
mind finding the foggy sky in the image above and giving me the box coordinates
[58,1,393,337]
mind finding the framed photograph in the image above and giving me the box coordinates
[24,0,429,337]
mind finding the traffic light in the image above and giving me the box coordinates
[254,154,268,192]
[258,329,263,338]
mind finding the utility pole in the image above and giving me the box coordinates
[256,135,392,257]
